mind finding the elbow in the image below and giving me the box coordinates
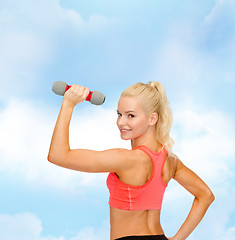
[198,189,215,206]
[47,150,69,165]
[47,152,55,163]
[205,187,215,204]
[208,191,215,204]
[47,150,59,164]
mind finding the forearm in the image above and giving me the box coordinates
[174,197,214,240]
[48,101,74,162]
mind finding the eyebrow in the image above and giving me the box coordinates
[116,110,136,113]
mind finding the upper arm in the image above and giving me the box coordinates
[48,148,136,173]
[173,159,214,201]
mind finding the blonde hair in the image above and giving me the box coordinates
[121,82,174,156]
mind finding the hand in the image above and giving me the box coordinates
[167,236,179,240]
[62,84,90,108]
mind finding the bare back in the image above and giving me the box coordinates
[110,148,177,240]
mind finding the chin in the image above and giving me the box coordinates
[120,135,132,140]
[120,136,129,140]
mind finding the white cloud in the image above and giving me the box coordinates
[0,0,118,99]
[220,226,235,240]
[162,103,235,239]
[0,212,109,240]
[0,32,52,95]
[0,0,114,30]
[70,219,109,240]
[172,108,235,180]
[1,97,235,239]
[148,0,235,89]
[0,213,41,239]
[147,32,202,91]
[201,0,235,58]
[0,0,117,49]
[0,213,65,240]
[0,98,128,192]
[204,0,235,25]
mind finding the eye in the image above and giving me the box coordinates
[117,112,122,117]
[128,114,135,118]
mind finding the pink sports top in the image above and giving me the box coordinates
[106,145,167,211]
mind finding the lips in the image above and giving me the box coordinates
[120,129,131,132]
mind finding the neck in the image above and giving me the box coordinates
[131,132,161,152]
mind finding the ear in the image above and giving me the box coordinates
[149,112,158,126]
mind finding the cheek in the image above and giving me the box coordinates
[133,118,149,131]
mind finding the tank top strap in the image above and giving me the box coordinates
[132,144,165,156]
[132,145,154,156]
[107,144,168,210]
[132,145,167,170]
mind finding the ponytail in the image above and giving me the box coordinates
[149,82,174,156]
[121,81,174,156]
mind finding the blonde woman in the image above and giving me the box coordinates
[48,82,215,240]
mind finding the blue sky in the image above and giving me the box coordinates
[0,0,235,239]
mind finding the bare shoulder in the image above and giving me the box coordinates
[164,153,179,179]
[131,148,153,162]
[49,147,144,173]
[105,147,145,161]
[114,148,152,171]
[116,148,155,185]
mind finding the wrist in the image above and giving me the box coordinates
[174,234,183,240]
[62,99,76,109]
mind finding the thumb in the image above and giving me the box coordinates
[83,87,90,99]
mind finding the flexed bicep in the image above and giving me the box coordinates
[49,148,137,173]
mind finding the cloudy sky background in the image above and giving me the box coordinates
[0,0,235,239]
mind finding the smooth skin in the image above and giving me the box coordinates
[48,84,215,240]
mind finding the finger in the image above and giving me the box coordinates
[74,84,81,93]
[77,85,85,94]
[67,84,77,94]
[83,87,90,99]
[71,84,76,89]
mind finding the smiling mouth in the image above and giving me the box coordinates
[120,129,132,132]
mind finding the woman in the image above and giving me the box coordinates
[48,82,215,240]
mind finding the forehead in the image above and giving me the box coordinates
[117,96,144,111]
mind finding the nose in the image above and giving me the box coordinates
[116,115,126,127]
